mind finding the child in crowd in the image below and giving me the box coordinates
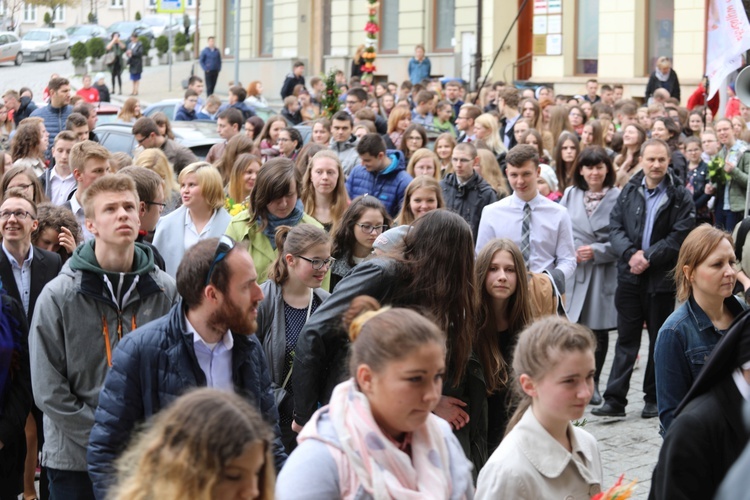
[433,100,457,137]
[537,163,562,202]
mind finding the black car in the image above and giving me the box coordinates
[94,121,222,159]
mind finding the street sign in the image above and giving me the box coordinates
[157,0,184,14]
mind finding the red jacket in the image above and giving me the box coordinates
[687,83,719,116]
[76,87,100,103]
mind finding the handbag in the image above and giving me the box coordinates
[272,289,314,407]
[527,270,568,319]
[103,52,116,65]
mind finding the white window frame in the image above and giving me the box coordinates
[110,0,124,9]
[52,5,65,22]
[23,4,37,23]
[0,3,6,17]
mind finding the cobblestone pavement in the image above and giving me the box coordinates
[584,330,661,499]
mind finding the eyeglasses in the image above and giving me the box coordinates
[205,235,236,286]
[145,200,167,213]
[136,135,150,146]
[356,223,389,234]
[296,255,336,270]
[345,100,360,106]
[0,210,34,221]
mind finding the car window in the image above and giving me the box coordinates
[23,31,51,41]
[100,131,136,155]
[0,35,7,45]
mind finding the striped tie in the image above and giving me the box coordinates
[521,203,531,265]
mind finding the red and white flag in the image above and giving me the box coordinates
[706,0,750,99]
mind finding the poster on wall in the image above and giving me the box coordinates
[534,0,547,15]
[533,16,548,35]
[547,14,562,34]
[546,34,562,55]
[548,0,562,14]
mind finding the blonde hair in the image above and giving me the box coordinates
[301,150,349,233]
[387,107,411,134]
[82,174,138,219]
[475,149,510,198]
[70,140,111,174]
[227,153,260,203]
[135,148,179,196]
[474,114,507,156]
[674,224,734,303]
[396,176,445,226]
[177,162,225,210]
[111,389,275,500]
[406,148,441,180]
[506,317,596,435]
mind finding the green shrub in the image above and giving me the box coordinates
[155,35,169,56]
[71,41,88,66]
[138,35,150,54]
[135,11,141,21]
[86,37,106,59]
[173,32,186,53]
[87,11,96,24]
[43,12,53,27]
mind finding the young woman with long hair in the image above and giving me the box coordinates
[134,148,181,214]
[257,224,332,452]
[475,149,511,199]
[310,118,332,145]
[547,105,574,150]
[152,111,175,140]
[10,121,46,177]
[398,123,428,163]
[214,134,255,185]
[153,162,232,277]
[2,165,46,204]
[474,113,506,158]
[552,131,580,191]
[520,98,540,128]
[225,157,326,285]
[277,298,474,499]
[292,210,487,475]
[330,195,391,291]
[687,110,705,138]
[112,389,275,500]
[387,106,412,149]
[301,150,349,232]
[406,148,441,180]
[226,153,261,208]
[379,93,396,117]
[475,238,533,451]
[476,317,602,498]
[255,115,287,162]
[395,176,444,226]
[614,123,647,188]
[434,133,457,178]
[520,128,552,164]
[116,97,142,123]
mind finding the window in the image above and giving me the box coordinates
[434,0,455,51]
[187,0,194,7]
[110,0,124,8]
[23,4,37,23]
[576,0,598,74]
[647,0,674,74]
[52,6,65,22]
[224,0,237,57]
[149,0,156,7]
[259,0,273,56]
[379,0,398,53]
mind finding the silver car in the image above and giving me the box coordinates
[0,32,23,66]
[21,28,70,62]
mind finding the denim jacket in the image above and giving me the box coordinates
[654,295,745,433]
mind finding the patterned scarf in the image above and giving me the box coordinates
[298,378,456,499]
[583,187,609,217]
[261,199,305,250]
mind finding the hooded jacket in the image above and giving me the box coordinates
[87,300,287,499]
[329,135,359,175]
[29,241,177,472]
[345,149,413,218]
[174,104,197,121]
[12,96,37,126]
[441,172,498,240]
[30,102,73,157]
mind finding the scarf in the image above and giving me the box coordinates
[299,379,455,500]
[655,68,670,82]
[261,199,304,250]
[583,187,609,217]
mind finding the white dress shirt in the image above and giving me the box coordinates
[184,208,220,250]
[2,243,32,315]
[475,192,577,281]
[48,168,77,206]
[186,314,234,391]
[70,194,94,241]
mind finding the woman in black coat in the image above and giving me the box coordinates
[126,33,144,96]
[645,56,681,103]
[649,309,750,500]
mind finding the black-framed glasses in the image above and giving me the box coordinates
[296,255,335,270]
[0,210,34,221]
[356,223,389,234]
[205,235,236,286]
[145,200,167,213]
[135,135,149,146]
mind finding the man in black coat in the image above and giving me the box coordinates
[593,139,695,420]
[280,61,306,100]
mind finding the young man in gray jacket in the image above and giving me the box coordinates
[29,174,177,499]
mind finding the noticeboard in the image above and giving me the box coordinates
[157,0,185,14]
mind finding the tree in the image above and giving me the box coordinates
[1,0,26,31]
[24,0,80,24]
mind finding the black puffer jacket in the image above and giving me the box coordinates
[440,172,498,240]
[609,169,695,293]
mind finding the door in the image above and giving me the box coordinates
[516,0,533,80]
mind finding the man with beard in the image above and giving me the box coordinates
[86,236,286,499]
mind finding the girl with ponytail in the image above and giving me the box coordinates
[277,296,474,499]
[475,316,603,499]
[256,224,332,452]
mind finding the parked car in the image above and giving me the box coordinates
[65,24,108,45]
[21,28,70,61]
[0,32,23,66]
[94,120,222,160]
[106,21,155,42]
[144,98,278,122]
[93,102,122,125]
[141,15,181,39]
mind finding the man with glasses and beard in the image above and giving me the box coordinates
[87,236,287,499]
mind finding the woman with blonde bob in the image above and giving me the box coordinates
[387,106,412,149]
[135,148,180,214]
[277,297,474,499]
[153,162,232,277]
[473,113,507,158]
[112,388,275,500]
[396,176,444,226]
[654,224,746,433]
[301,150,349,233]
[406,148,441,180]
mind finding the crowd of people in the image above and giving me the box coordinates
[2,48,750,499]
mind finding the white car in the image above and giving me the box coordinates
[141,15,181,39]
[21,28,70,61]
[0,32,23,66]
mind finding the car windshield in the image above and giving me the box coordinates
[23,31,51,41]
[109,22,134,32]
[67,26,93,35]
[142,17,168,26]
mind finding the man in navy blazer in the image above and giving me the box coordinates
[0,191,62,321]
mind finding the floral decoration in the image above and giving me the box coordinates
[362,0,379,81]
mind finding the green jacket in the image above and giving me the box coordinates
[724,145,750,213]
[225,210,330,290]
